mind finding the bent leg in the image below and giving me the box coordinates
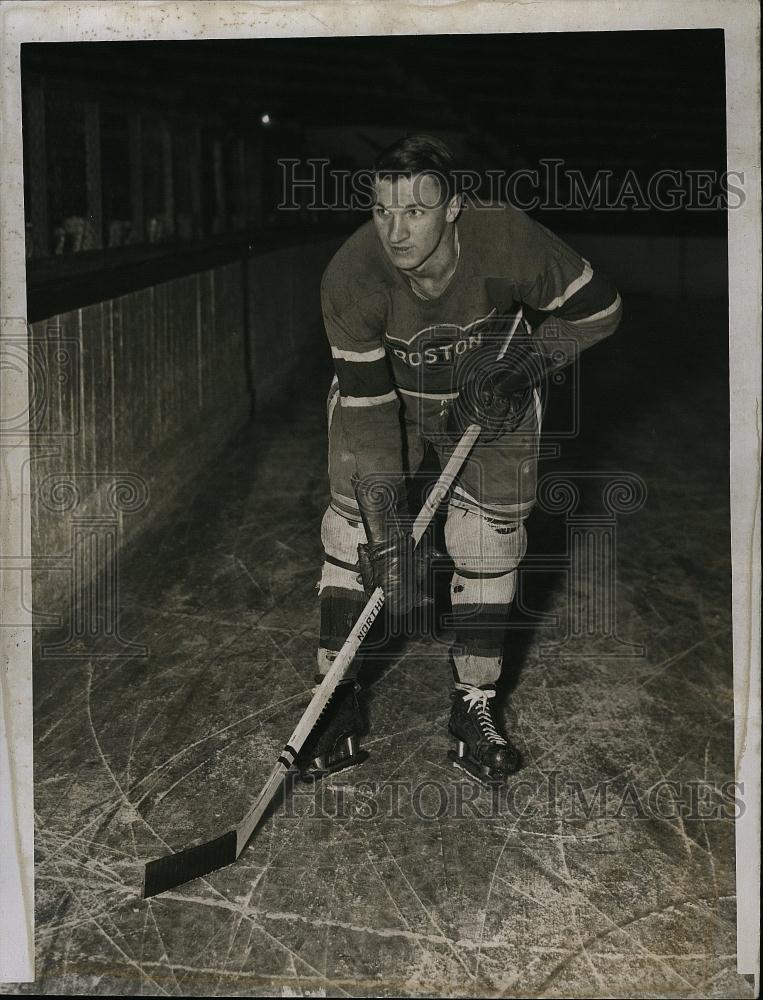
[317,505,367,678]
[444,504,528,685]
[319,379,426,672]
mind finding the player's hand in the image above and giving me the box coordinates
[357,532,444,617]
[447,362,533,442]
[352,475,434,617]
[357,531,427,616]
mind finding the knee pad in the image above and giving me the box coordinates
[450,570,517,610]
[445,505,527,581]
[318,507,367,658]
[318,506,366,596]
[445,505,527,653]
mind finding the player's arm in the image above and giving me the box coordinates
[450,213,622,439]
[516,213,623,374]
[322,280,426,617]
[321,282,404,488]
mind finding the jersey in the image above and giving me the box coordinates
[320,202,623,486]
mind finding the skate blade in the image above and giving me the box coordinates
[448,749,506,789]
[299,749,369,783]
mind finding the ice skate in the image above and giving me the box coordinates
[448,682,521,786]
[297,675,368,781]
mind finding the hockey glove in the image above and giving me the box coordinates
[448,336,548,443]
[352,475,431,617]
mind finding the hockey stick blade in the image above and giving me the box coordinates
[143,830,237,898]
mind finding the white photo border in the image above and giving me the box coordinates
[0,0,759,986]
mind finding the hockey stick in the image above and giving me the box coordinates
[142,307,524,898]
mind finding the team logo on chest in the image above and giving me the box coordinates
[385,309,504,368]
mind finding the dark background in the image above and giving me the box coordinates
[22,29,727,255]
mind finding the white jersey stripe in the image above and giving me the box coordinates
[540,260,593,311]
[341,390,398,408]
[399,388,460,400]
[331,345,386,363]
[568,292,622,325]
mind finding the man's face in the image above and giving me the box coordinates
[372,173,458,271]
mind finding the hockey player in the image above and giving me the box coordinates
[298,135,623,784]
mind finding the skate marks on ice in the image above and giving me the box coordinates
[26,535,746,993]
[26,641,746,994]
[22,318,752,998]
[352,634,742,998]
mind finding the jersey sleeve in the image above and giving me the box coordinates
[320,272,405,488]
[511,212,623,371]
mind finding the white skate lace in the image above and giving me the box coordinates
[455,683,508,746]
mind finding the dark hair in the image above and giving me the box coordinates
[373,134,459,204]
